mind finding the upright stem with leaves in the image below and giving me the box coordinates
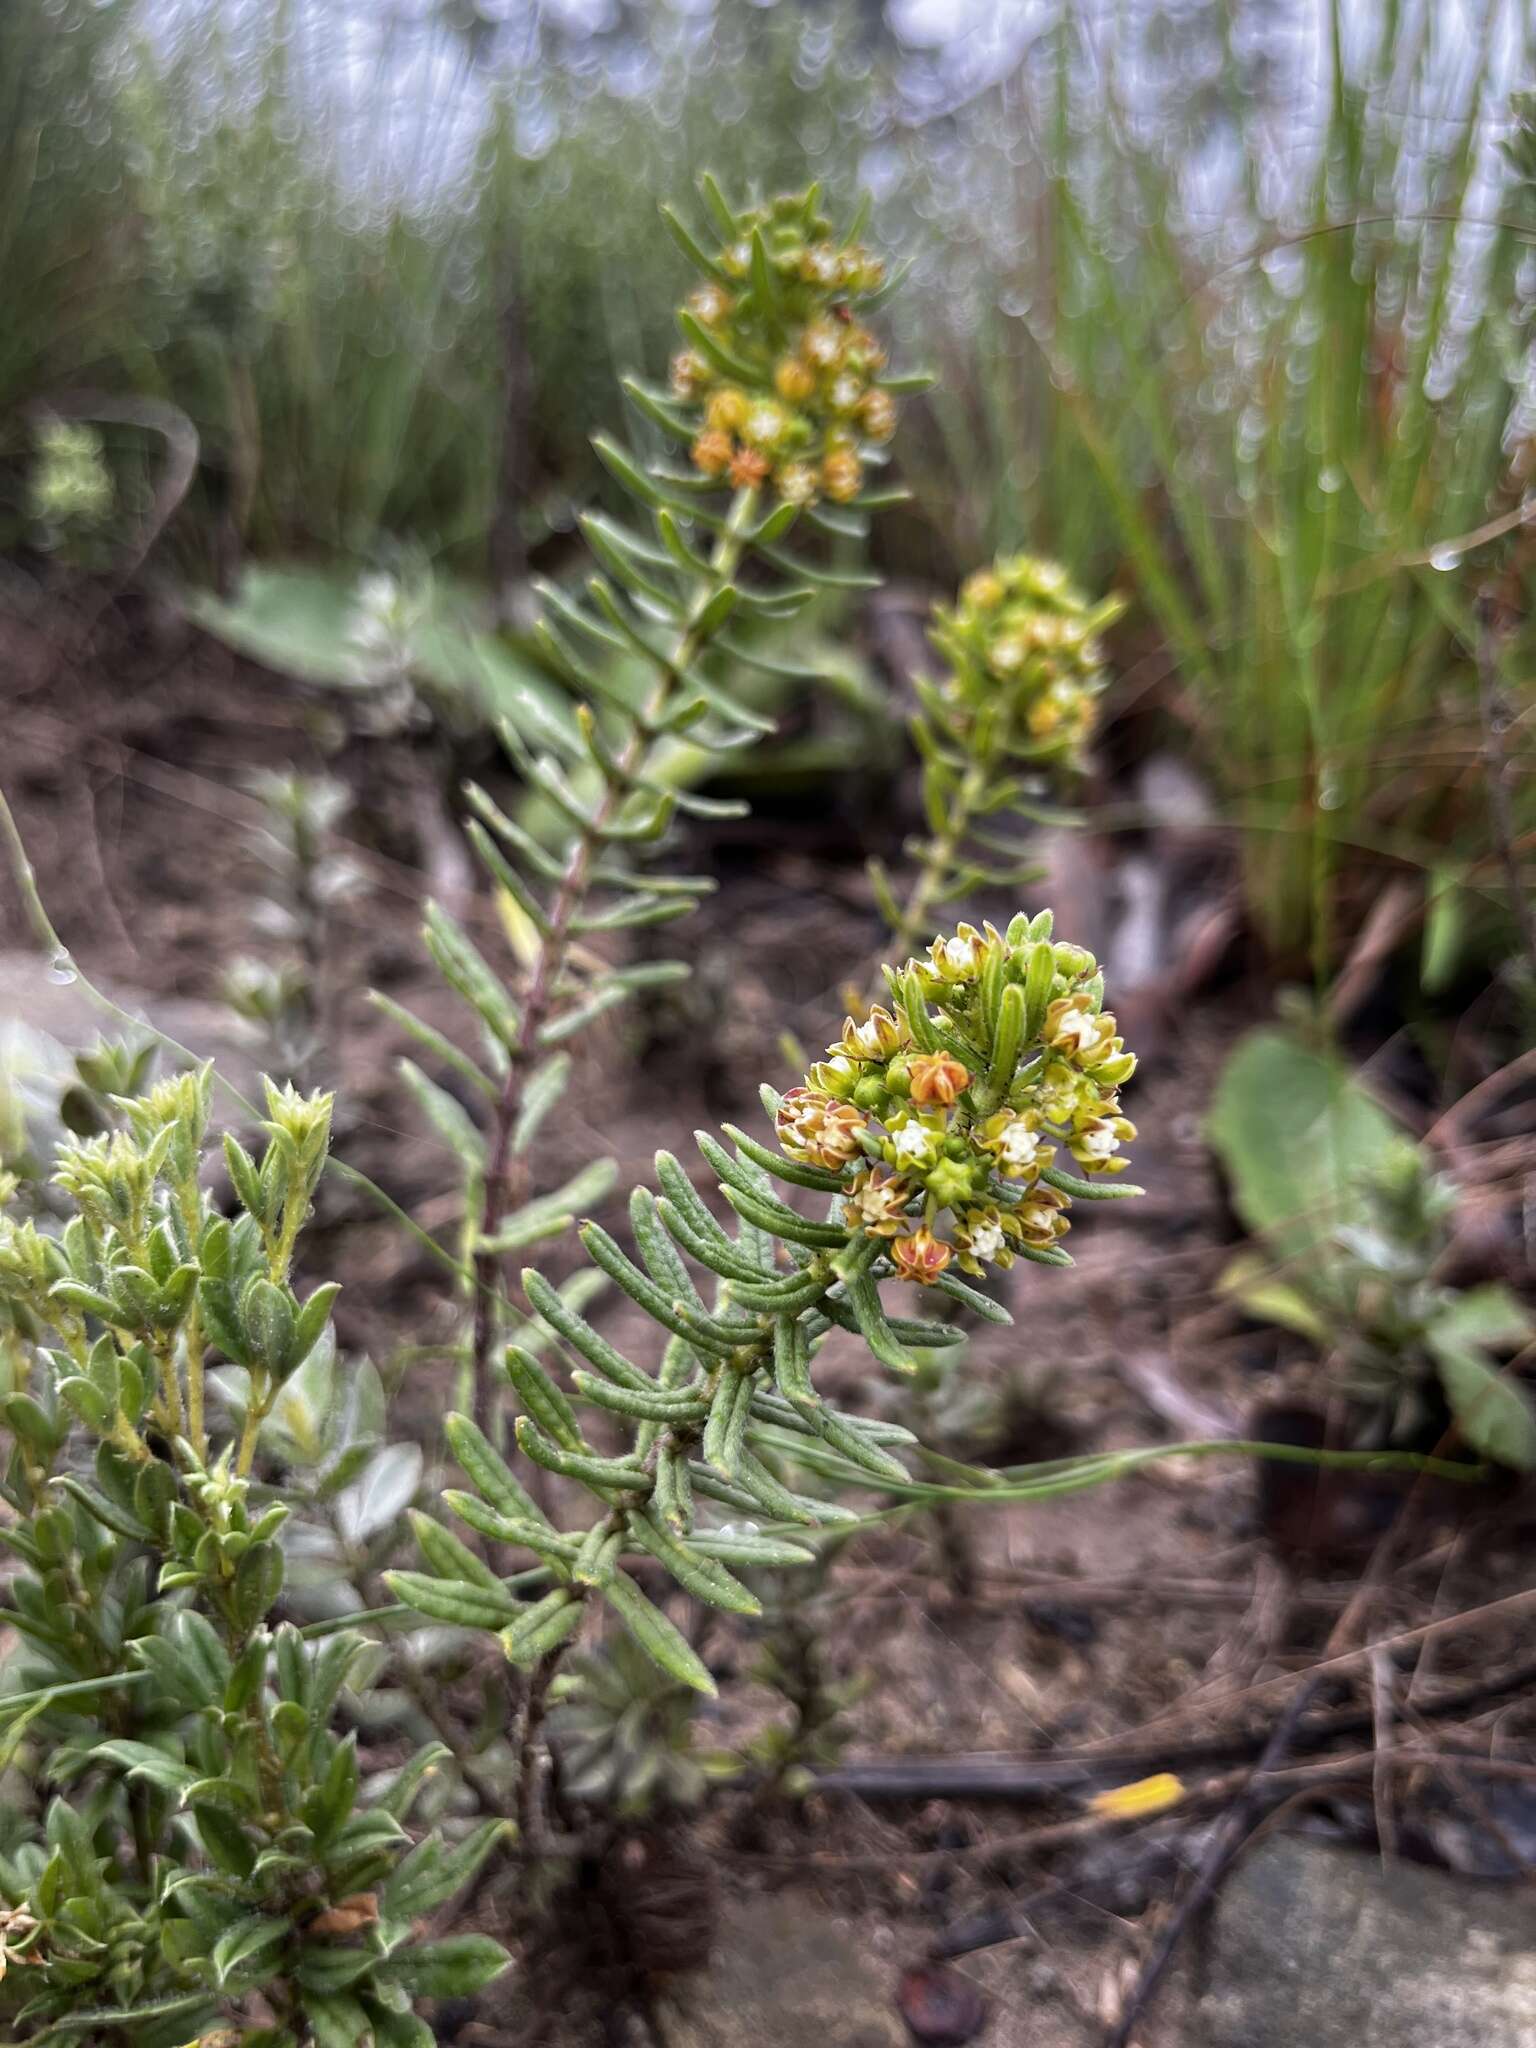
[379,180,922,1436]
[394,917,1144,1699]
[872,553,1126,963]
[0,1074,510,2043]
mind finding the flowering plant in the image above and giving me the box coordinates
[666,183,906,509]
[784,914,1139,1285]
[0,1073,507,2043]
[395,919,1140,1694]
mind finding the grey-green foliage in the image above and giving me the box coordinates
[548,1635,710,1817]
[1210,1028,1536,1469]
[393,914,1144,1694]
[0,1068,509,2042]
[374,178,918,1427]
[222,771,359,1087]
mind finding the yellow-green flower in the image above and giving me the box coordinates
[1043,993,1124,1072]
[881,1112,946,1174]
[954,1205,1024,1276]
[977,1108,1053,1183]
[1068,1111,1137,1174]
[1014,1184,1071,1249]
[843,1169,915,1237]
[834,1004,908,1062]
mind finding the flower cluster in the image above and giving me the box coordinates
[29,420,113,533]
[671,187,896,508]
[775,917,1138,1284]
[926,554,1127,768]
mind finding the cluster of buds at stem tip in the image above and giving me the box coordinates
[923,553,1127,770]
[668,184,903,508]
[777,914,1140,1282]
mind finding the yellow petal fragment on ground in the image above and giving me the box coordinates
[1088,1771,1185,1820]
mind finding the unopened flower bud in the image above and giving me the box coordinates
[821,450,863,503]
[691,430,733,477]
[706,387,750,434]
[774,356,817,404]
[730,446,771,488]
[908,1051,970,1108]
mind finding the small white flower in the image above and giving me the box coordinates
[998,1123,1041,1171]
[1079,1124,1121,1160]
[966,1218,1005,1261]
[746,405,783,447]
[831,374,862,412]
[1053,1009,1098,1053]
[891,1122,933,1163]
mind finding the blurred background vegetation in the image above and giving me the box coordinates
[5,0,1534,977]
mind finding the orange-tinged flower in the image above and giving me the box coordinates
[891,1227,953,1284]
[310,1892,382,1937]
[775,1087,867,1170]
[691,429,733,477]
[908,1050,970,1108]
[859,389,897,442]
[689,284,732,326]
[730,446,771,489]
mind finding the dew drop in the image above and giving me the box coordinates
[1429,545,1462,572]
[48,949,77,986]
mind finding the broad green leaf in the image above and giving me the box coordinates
[1206,1029,1416,1267]
[1216,1252,1330,1342]
[335,1443,423,1546]
[380,1934,510,1997]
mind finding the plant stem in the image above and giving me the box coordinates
[468,489,759,1435]
[883,761,987,971]
[235,1375,268,1478]
[1475,594,1536,986]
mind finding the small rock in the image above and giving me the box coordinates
[670,1894,905,2048]
[1201,1836,1536,2046]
